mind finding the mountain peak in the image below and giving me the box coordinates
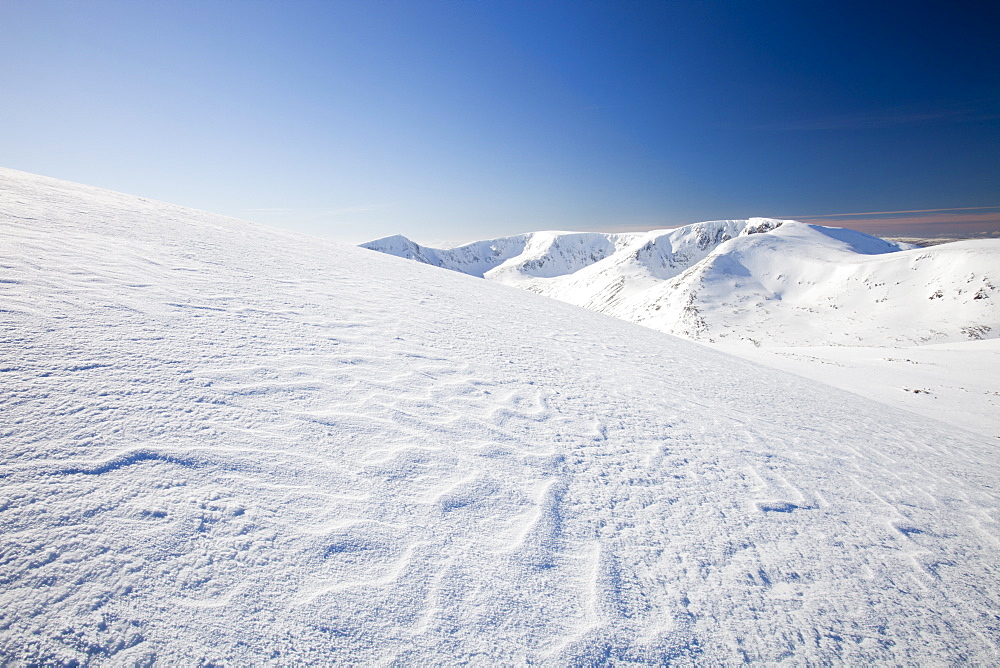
[363,219,998,346]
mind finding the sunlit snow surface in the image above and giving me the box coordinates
[3,168,999,663]
[366,226,1000,438]
[364,222,999,347]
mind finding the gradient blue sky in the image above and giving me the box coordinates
[2,0,997,243]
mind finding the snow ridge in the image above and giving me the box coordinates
[361,233,533,278]
[363,220,999,346]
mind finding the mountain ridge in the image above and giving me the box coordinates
[363,219,999,346]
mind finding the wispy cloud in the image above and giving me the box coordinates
[784,207,1000,237]
[761,109,999,132]
[804,212,999,227]
[780,206,1000,219]
[585,208,1000,238]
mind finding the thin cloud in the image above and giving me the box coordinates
[780,206,1000,219]
[762,109,998,132]
[795,211,1000,237]
[799,212,1000,227]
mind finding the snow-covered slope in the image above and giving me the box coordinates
[722,339,1000,439]
[360,232,534,278]
[3,168,1000,663]
[364,221,999,346]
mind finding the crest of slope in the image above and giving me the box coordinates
[1,168,998,664]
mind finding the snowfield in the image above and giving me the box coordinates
[718,339,1000,440]
[2,168,999,663]
[365,225,1000,439]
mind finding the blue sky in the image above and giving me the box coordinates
[1,0,997,243]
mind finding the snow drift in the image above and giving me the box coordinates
[2,168,999,663]
[364,221,999,346]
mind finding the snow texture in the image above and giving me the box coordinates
[365,223,1000,440]
[718,339,1000,441]
[3,168,1000,664]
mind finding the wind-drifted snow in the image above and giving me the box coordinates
[3,168,1000,663]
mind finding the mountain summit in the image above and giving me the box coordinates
[364,220,999,346]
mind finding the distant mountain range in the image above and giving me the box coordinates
[363,219,999,346]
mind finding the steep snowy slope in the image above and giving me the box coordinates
[360,232,533,278]
[363,220,757,288]
[487,221,757,309]
[619,223,999,346]
[3,168,1000,664]
[364,221,998,346]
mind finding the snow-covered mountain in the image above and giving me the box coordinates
[3,168,1000,663]
[363,220,999,346]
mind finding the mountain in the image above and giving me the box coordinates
[363,220,999,346]
[3,168,999,663]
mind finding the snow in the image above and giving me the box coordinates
[365,222,1000,437]
[364,220,998,347]
[719,339,1000,440]
[3,167,1000,663]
